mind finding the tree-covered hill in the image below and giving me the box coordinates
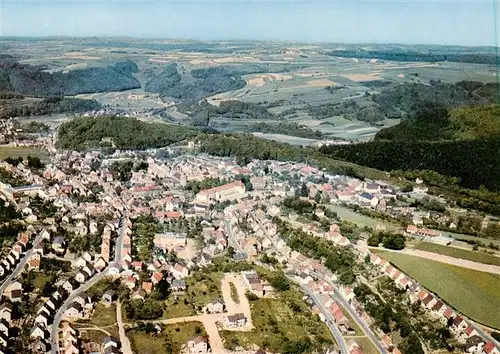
[320,105,500,191]
[0,57,140,96]
[375,105,500,141]
[144,64,246,102]
[56,116,197,150]
[0,96,102,119]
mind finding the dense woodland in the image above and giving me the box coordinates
[56,116,197,150]
[0,96,102,119]
[327,49,498,64]
[145,64,246,101]
[0,57,140,96]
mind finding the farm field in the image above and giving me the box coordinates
[375,251,500,329]
[220,289,333,353]
[0,146,44,160]
[354,337,381,354]
[128,321,206,354]
[414,242,500,266]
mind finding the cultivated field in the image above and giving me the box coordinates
[375,251,500,329]
[0,146,44,160]
[414,242,500,266]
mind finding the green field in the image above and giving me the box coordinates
[375,251,500,329]
[0,146,44,160]
[220,289,333,353]
[78,303,117,327]
[164,272,223,318]
[354,337,381,354]
[128,321,205,354]
[414,242,500,266]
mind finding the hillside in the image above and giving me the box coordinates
[144,64,246,102]
[320,105,500,191]
[0,57,141,97]
[56,116,197,150]
[0,95,102,119]
[376,105,500,141]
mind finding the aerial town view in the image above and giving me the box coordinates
[0,1,500,354]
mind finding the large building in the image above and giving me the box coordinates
[195,181,245,204]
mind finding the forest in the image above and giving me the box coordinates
[327,49,498,64]
[144,64,246,101]
[0,96,102,119]
[56,116,197,150]
[0,57,140,96]
[320,137,500,191]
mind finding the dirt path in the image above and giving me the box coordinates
[379,248,500,274]
[116,302,133,354]
[220,273,253,330]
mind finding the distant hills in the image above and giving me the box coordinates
[320,105,500,191]
[0,57,141,97]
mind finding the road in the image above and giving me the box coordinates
[50,270,110,353]
[296,282,349,354]
[0,232,44,295]
[115,213,127,266]
[225,220,244,254]
[311,271,387,354]
[51,210,128,353]
[116,301,132,354]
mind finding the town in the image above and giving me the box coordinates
[0,123,499,354]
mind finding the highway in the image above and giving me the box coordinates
[0,232,44,295]
[311,271,386,354]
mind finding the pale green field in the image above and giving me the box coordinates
[375,251,500,329]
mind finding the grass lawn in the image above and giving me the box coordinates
[128,321,205,354]
[78,303,117,327]
[33,273,52,291]
[221,289,333,353]
[354,337,380,354]
[375,251,500,329]
[164,272,223,318]
[0,146,44,160]
[413,242,500,266]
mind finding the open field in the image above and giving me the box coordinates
[164,271,223,318]
[78,303,117,327]
[0,146,44,160]
[354,337,381,354]
[375,251,500,329]
[128,321,206,354]
[414,242,500,266]
[220,289,333,353]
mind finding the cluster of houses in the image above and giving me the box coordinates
[242,270,273,298]
[366,250,500,354]
[0,228,37,279]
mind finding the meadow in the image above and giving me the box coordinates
[414,242,500,266]
[375,251,500,329]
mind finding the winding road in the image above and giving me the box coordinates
[0,232,44,295]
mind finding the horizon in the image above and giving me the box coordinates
[2,0,500,47]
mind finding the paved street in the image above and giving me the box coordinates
[225,220,244,254]
[0,232,44,295]
[296,282,349,354]
[311,271,387,354]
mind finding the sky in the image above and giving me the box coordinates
[1,0,499,46]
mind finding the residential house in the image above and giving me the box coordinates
[30,324,46,339]
[0,303,12,323]
[226,313,247,328]
[151,272,163,285]
[142,282,153,294]
[103,290,116,306]
[171,279,186,292]
[206,299,224,314]
[186,336,208,354]
[51,236,66,254]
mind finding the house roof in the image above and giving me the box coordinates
[227,313,246,322]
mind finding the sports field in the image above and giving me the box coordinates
[414,242,500,266]
[376,251,500,329]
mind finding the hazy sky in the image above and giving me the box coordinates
[1,0,499,46]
